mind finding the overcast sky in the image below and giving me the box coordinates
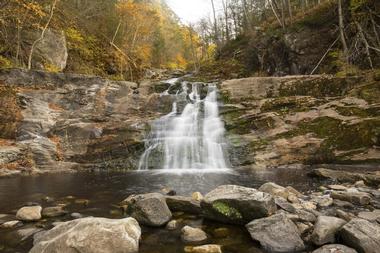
[166,0,223,24]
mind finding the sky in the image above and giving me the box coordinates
[166,0,221,24]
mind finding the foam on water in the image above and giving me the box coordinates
[138,79,230,173]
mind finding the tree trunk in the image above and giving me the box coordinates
[27,0,58,70]
[338,0,349,63]
[355,21,374,69]
[269,0,284,28]
[222,0,230,41]
[211,0,219,45]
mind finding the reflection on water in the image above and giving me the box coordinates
[0,167,317,214]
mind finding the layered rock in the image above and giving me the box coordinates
[0,68,175,175]
[220,75,380,168]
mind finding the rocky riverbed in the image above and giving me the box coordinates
[0,168,379,253]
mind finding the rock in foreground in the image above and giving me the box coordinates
[123,193,172,227]
[311,216,346,245]
[246,213,305,253]
[16,206,42,221]
[312,244,358,253]
[339,218,380,253]
[201,185,276,224]
[30,217,141,253]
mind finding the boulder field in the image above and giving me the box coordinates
[0,178,379,253]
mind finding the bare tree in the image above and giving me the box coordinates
[338,0,349,63]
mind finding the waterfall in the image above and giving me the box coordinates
[138,80,229,172]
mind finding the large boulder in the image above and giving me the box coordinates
[42,206,67,218]
[311,216,346,245]
[28,29,68,71]
[245,213,305,253]
[30,217,141,253]
[339,218,380,253]
[16,206,42,221]
[312,244,358,253]
[201,185,277,224]
[123,193,172,227]
[166,196,201,214]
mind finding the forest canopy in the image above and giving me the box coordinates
[0,0,211,80]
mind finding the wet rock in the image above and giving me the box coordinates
[74,199,90,206]
[166,220,179,230]
[339,218,380,253]
[123,193,172,227]
[246,213,305,253]
[0,220,22,228]
[311,216,346,246]
[42,206,67,218]
[16,206,42,221]
[328,185,348,191]
[161,188,176,196]
[213,228,230,238]
[185,244,222,253]
[357,210,380,222]
[70,212,83,219]
[330,191,371,206]
[181,226,207,243]
[30,217,141,253]
[201,185,276,224]
[0,214,15,225]
[192,192,204,201]
[259,182,289,199]
[15,226,43,242]
[355,181,366,188]
[312,244,358,253]
[310,169,380,186]
[166,196,201,214]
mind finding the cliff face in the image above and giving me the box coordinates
[220,75,380,168]
[0,69,378,176]
[0,69,173,176]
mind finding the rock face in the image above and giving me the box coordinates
[30,217,141,253]
[16,206,42,221]
[181,226,208,243]
[339,218,380,253]
[201,185,277,224]
[312,244,358,253]
[245,213,305,253]
[220,75,380,168]
[123,193,172,227]
[0,68,176,174]
[27,29,68,71]
[311,216,346,245]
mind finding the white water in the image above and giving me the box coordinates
[138,80,229,172]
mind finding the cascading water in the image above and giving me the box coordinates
[138,79,229,172]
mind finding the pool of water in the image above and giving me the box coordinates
[0,167,320,253]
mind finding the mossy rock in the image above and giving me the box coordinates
[212,201,243,220]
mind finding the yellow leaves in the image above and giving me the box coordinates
[65,28,84,44]
[15,0,46,17]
